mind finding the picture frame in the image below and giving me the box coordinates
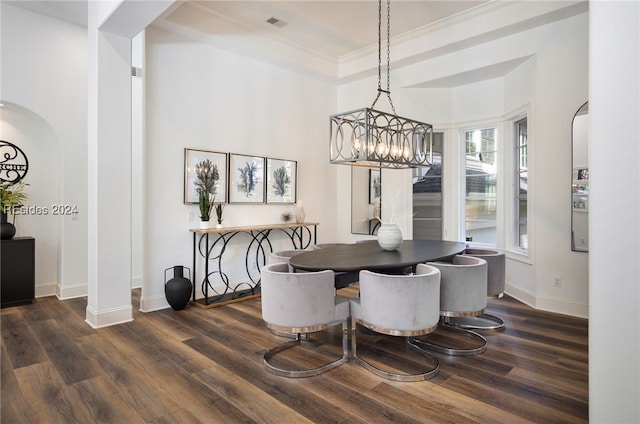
[572,195,588,212]
[572,167,589,212]
[184,148,227,204]
[369,168,381,204]
[577,168,589,181]
[266,158,297,204]
[229,153,265,204]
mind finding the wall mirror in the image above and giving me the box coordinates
[351,166,381,235]
[571,101,589,252]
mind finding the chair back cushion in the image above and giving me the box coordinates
[428,255,488,314]
[261,262,338,328]
[355,265,440,332]
[267,250,304,265]
[464,249,505,296]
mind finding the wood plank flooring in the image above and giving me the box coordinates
[1,288,588,423]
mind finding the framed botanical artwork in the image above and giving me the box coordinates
[229,153,265,204]
[266,158,297,204]
[369,168,381,204]
[184,149,227,204]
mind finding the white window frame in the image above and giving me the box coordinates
[451,109,533,263]
[504,107,533,263]
[459,124,501,249]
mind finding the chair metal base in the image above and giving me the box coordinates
[269,328,309,339]
[352,329,439,382]
[263,322,349,378]
[445,313,505,331]
[411,321,487,356]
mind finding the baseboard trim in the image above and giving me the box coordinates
[85,304,133,329]
[139,294,170,313]
[35,282,58,298]
[506,283,588,319]
[57,283,88,300]
[131,275,142,289]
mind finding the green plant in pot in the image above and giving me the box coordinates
[198,191,214,229]
[1,180,29,240]
[214,203,225,228]
[194,159,219,229]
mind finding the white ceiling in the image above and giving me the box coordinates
[185,1,489,60]
[5,1,587,85]
[4,0,88,27]
[5,0,488,60]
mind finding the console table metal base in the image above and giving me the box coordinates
[191,287,261,309]
[190,222,317,308]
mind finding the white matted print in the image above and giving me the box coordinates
[184,149,227,204]
[267,158,297,204]
[229,154,265,203]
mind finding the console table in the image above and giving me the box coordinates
[1,237,35,308]
[189,222,318,308]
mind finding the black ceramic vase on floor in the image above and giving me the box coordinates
[164,265,192,310]
[1,211,16,240]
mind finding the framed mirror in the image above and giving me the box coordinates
[351,167,381,235]
[571,101,589,252]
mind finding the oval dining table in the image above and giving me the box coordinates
[289,240,467,277]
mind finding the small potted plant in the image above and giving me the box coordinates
[214,203,225,229]
[1,180,28,240]
[198,191,213,229]
[194,159,219,229]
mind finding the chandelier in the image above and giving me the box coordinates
[329,0,433,169]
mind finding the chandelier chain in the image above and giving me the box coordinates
[386,0,396,115]
[371,0,396,116]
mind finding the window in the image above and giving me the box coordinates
[515,117,528,250]
[413,132,443,239]
[464,128,497,244]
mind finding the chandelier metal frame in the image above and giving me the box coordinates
[329,0,433,169]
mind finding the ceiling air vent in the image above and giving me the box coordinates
[266,17,286,27]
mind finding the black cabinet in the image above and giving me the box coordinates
[1,237,35,308]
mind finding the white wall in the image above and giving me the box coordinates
[143,26,337,311]
[1,4,88,299]
[589,1,640,421]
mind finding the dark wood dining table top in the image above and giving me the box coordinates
[289,240,467,273]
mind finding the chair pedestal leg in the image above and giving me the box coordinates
[264,322,348,378]
[446,313,505,331]
[410,319,487,356]
[351,318,439,381]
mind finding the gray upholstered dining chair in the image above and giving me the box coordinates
[349,263,441,381]
[260,262,349,377]
[412,255,488,356]
[267,249,305,271]
[453,248,506,331]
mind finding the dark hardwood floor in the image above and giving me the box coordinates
[1,287,588,423]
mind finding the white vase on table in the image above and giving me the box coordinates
[377,223,403,251]
[295,201,305,224]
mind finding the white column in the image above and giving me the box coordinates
[86,6,133,328]
[589,1,640,422]
[85,0,176,328]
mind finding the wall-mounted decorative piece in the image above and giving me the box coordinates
[572,168,589,212]
[266,158,297,204]
[0,140,29,184]
[369,168,381,205]
[184,149,227,204]
[229,154,265,204]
